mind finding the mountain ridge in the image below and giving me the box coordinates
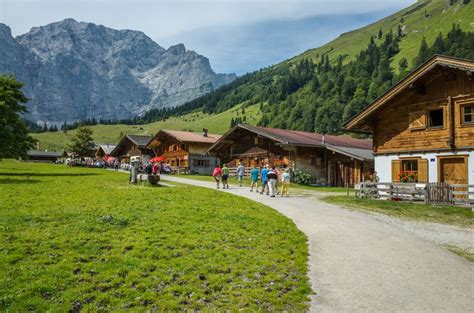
[0,19,236,124]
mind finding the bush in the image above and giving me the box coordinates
[293,170,312,185]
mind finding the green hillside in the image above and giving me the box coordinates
[32,104,260,151]
[32,0,474,151]
[294,0,474,69]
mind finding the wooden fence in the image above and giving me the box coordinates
[356,182,474,207]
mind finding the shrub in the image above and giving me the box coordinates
[293,170,312,185]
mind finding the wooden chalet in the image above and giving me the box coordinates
[146,129,220,174]
[206,124,374,187]
[110,135,153,163]
[345,55,474,192]
[27,150,63,163]
[95,144,116,159]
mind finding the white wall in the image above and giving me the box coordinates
[375,150,474,185]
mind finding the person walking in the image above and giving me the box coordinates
[260,165,269,195]
[221,164,230,189]
[280,169,291,196]
[236,162,245,187]
[212,165,222,189]
[249,165,260,192]
[267,166,278,197]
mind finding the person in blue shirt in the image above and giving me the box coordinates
[249,165,260,192]
[236,162,245,187]
[260,165,269,195]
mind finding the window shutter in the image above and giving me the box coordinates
[409,111,426,130]
[418,159,428,183]
[391,160,401,182]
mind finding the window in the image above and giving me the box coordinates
[462,105,474,125]
[194,159,210,167]
[428,108,444,128]
[401,159,418,182]
[310,157,322,167]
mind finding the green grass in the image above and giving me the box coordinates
[322,195,473,227]
[175,174,349,193]
[446,246,474,262]
[294,0,474,70]
[31,103,261,152]
[0,160,310,311]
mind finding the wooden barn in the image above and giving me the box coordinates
[146,129,220,174]
[345,55,474,193]
[110,135,153,163]
[95,144,116,159]
[206,124,373,187]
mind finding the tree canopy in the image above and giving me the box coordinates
[66,127,95,158]
[0,75,36,159]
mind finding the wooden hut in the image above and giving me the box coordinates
[345,55,474,191]
[95,144,116,159]
[146,129,220,174]
[27,150,63,163]
[206,124,373,186]
[110,135,153,163]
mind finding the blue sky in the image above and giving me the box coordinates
[1,0,414,74]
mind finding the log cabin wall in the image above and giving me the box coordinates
[374,67,474,154]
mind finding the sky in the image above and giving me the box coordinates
[0,0,414,74]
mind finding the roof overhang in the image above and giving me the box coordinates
[344,55,474,133]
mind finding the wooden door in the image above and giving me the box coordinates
[439,157,468,200]
[439,157,467,184]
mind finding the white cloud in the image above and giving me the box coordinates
[1,0,414,38]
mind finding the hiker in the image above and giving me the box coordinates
[267,166,278,197]
[274,166,280,195]
[222,164,230,189]
[260,165,269,195]
[249,165,259,192]
[212,164,222,189]
[280,168,291,196]
[236,161,245,187]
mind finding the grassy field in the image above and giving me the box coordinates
[31,103,261,152]
[174,174,349,193]
[294,0,474,70]
[0,161,310,311]
[322,195,473,227]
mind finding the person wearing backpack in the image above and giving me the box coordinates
[221,164,230,189]
[236,162,245,187]
[280,169,291,196]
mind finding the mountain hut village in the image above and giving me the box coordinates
[2,2,474,311]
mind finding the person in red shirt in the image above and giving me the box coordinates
[212,165,222,189]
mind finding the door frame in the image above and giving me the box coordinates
[437,155,469,183]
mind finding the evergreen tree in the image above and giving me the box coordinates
[67,127,95,158]
[0,75,37,159]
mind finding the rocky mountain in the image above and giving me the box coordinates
[0,19,236,124]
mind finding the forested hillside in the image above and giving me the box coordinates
[31,0,474,149]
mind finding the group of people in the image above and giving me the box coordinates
[212,162,291,197]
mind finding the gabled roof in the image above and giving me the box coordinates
[159,130,221,144]
[344,55,474,132]
[96,144,116,155]
[126,135,153,148]
[110,134,152,156]
[28,150,62,158]
[207,124,373,161]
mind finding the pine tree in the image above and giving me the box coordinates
[67,127,95,158]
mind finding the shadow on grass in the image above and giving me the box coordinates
[0,178,41,184]
[0,172,98,177]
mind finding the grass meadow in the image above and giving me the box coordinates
[322,195,473,227]
[0,161,310,311]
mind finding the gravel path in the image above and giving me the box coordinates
[162,176,474,312]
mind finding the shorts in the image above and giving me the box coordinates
[222,174,229,182]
